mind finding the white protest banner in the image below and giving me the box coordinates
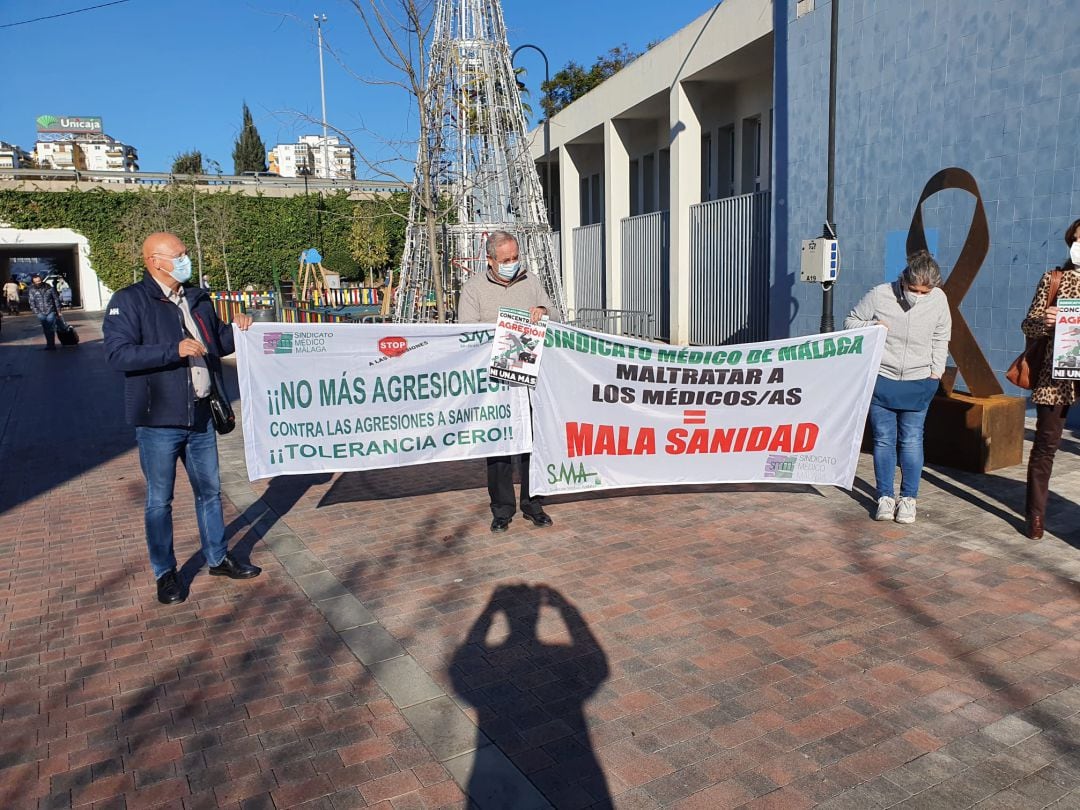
[529,325,886,494]
[488,307,548,387]
[1052,298,1080,380]
[235,323,531,480]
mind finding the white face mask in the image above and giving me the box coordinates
[904,289,925,307]
[1070,242,1080,267]
[495,261,520,281]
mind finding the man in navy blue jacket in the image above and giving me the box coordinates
[104,232,258,605]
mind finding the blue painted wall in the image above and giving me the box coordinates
[773,0,1080,394]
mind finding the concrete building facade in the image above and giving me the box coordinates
[530,0,1079,401]
[35,134,138,172]
[0,142,34,169]
[778,0,1080,392]
[531,0,774,344]
[268,135,355,179]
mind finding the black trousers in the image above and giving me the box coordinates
[1026,402,1071,519]
[486,454,542,519]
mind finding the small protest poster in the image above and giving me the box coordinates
[1052,299,1080,380]
[488,307,548,387]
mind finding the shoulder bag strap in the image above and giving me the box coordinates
[1047,269,1063,306]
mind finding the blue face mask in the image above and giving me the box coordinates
[167,255,192,284]
[496,261,520,280]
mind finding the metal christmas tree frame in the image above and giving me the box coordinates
[393,0,565,322]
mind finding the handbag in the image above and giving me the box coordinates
[207,373,236,435]
[180,320,235,434]
[1006,269,1062,390]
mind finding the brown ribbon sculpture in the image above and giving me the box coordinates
[906,167,1002,398]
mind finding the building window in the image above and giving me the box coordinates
[718,125,735,199]
[741,115,762,194]
[629,158,640,216]
[659,149,670,212]
[701,133,713,201]
[643,153,655,214]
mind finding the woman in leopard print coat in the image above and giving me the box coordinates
[1020,217,1080,540]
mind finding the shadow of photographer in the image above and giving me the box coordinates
[450,583,613,808]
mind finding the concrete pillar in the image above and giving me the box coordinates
[603,120,630,312]
[558,144,583,316]
[669,81,703,345]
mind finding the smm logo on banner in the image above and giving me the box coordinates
[763,455,796,479]
[379,336,408,357]
[263,332,293,354]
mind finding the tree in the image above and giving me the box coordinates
[348,208,392,286]
[171,150,204,175]
[345,0,453,320]
[541,44,639,117]
[232,103,267,174]
[514,65,533,122]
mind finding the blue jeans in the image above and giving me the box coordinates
[136,409,227,579]
[37,312,56,346]
[869,402,929,499]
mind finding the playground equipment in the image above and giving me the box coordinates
[298,248,332,302]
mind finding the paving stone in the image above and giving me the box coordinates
[367,656,443,709]
[980,715,1043,746]
[294,571,350,602]
[5,313,1080,810]
[315,595,376,631]
[339,624,405,666]
[402,696,486,762]
[443,744,551,810]
[277,549,327,577]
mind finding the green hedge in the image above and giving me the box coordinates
[0,187,407,294]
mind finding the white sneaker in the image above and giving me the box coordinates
[875,496,896,521]
[895,497,917,524]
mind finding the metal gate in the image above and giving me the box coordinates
[689,191,770,345]
[572,223,605,313]
[620,211,669,341]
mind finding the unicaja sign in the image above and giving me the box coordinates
[36,115,103,133]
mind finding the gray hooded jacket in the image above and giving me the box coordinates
[844,282,952,380]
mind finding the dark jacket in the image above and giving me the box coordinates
[28,283,61,317]
[103,272,235,427]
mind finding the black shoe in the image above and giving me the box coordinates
[209,553,261,579]
[490,516,511,533]
[156,570,185,605]
[522,509,553,528]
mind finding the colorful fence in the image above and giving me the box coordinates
[279,306,358,324]
[211,287,384,322]
[307,287,382,307]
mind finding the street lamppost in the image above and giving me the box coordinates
[315,13,330,181]
[511,44,553,227]
[298,163,314,246]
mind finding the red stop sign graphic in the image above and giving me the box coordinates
[379,336,408,357]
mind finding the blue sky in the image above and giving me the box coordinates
[0,0,717,175]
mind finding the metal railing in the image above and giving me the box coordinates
[569,308,654,339]
[621,211,668,341]
[689,190,771,345]
[0,167,406,194]
[572,223,605,312]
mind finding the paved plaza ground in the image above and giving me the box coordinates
[2,311,1080,810]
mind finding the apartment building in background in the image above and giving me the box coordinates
[32,116,138,172]
[267,135,355,179]
[0,142,33,169]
